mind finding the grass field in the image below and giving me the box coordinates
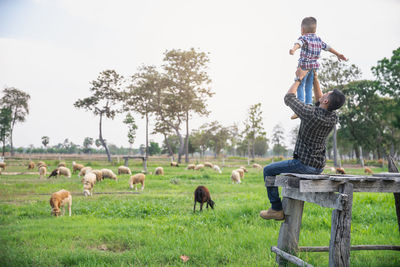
[0,158,399,266]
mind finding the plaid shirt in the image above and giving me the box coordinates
[285,93,337,169]
[296,33,330,70]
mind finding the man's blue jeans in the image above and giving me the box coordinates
[263,159,323,211]
[297,70,314,105]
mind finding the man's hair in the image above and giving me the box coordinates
[327,89,346,111]
[301,17,317,33]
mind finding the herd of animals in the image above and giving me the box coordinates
[2,160,375,217]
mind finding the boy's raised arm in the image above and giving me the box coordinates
[289,43,301,55]
[328,47,347,61]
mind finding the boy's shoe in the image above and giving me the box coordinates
[259,208,285,221]
[291,113,299,120]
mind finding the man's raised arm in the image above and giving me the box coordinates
[312,70,323,102]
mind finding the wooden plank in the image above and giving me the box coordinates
[299,245,400,252]
[388,156,400,234]
[271,246,313,267]
[373,172,400,178]
[282,188,346,210]
[329,182,353,267]
[280,173,329,180]
[274,176,300,188]
[265,176,276,186]
[276,198,304,266]
[300,179,400,193]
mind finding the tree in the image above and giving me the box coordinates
[289,125,299,146]
[190,129,210,158]
[162,48,214,163]
[254,136,269,157]
[161,134,180,157]
[41,136,50,149]
[318,56,362,167]
[0,107,12,156]
[201,121,230,158]
[83,137,94,154]
[123,113,138,154]
[272,124,285,147]
[74,70,123,162]
[227,123,240,156]
[372,47,400,98]
[243,103,266,159]
[0,87,30,155]
[149,141,161,156]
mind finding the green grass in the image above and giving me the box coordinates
[0,160,399,266]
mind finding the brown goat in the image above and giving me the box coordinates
[28,161,35,169]
[336,167,346,174]
[193,186,215,213]
[364,167,373,174]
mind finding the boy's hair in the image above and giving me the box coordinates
[301,17,317,33]
[327,89,346,111]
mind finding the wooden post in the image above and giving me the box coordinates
[388,156,400,233]
[124,157,129,167]
[276,197,305,266]
[329,182,353,267]
[143,157,147,173]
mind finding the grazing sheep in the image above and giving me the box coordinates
[330,167,336,173]
[38,161,47,168]
[155,167,164,175]
[91,169,103,181]
[48,168,59,179]
[186,164,195,170]
[0,162,6,170]
[50,189,72,217]
[235,169,245,179]
[193,185,215,213]
[38,165,47,179]
[336,167,346,175]
[204,162,214,168]
[58,162,67,167]
[194,164,205,170]
[239,166,248,173]
[170,162,179,167]
[118,166,132,175]
[364,167,373,174]
[252,163,262,169]
[213,165,222,174]
[78,166,93,177]
[58,167,71,178]
[129,173,146,191]
[72,161,84,173]
[28,161,35,169]
[231,170,241,184]
[82,172,97,196]
[101,169,117,181]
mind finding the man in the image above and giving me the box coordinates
[260,68,346,220]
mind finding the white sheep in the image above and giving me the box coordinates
[129,173,146,191]
[38,165,47,179]
[101,169,117,181]
[58,162,67,167]
[82,172,97,196]
[78,166,93,177]
[58,166,71,178]
[186,164,195,170]
[213,165,222,174]
[239,166,248,173]
[155,167,164,175]
[72,161,84,173]
[118,166,132,175]
[91,169,103,181]
[194,164,205,170]
[231,170,241,184]
[235,168,245,179]
[252,163,262,169]
[204,162,214,168]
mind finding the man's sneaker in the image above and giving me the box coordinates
[291,113,299,120]
[260,208,285,221]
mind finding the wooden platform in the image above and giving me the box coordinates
[268,158,400,267]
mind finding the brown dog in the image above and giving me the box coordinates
[50,189,72,217]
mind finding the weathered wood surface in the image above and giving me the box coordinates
[274,176,300,188]
[329,182,353,267]
[280,173,329,179]
[388,156,400,234]
[282,188,346,210]
[271,246,313,267]
[300,179,400,193]
[373,172,400,177]
[299,245,400,252]
[276,198,304,266]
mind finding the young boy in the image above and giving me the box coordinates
[289,17,347,119]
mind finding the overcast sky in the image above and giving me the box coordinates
[0,0,399,149]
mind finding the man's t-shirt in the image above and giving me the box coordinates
[285,93,337,169]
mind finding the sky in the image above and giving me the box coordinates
[0,0,399,149]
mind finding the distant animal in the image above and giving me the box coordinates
[28,161,35,169]
[336,167,346,175]
[48,167,71,178]
[235,169,245,179]
[231,170,241,184]
[37,161,47,168]
[50,189,72,217]
[364,167,373,174]
[101,169,117,180]
[330,167,336,173]
[129,173,146,191]
[194,164,204,170]
[118,166,132,175]
[193,185,215,213]
[38,165,47,179]
[155,167,164,175]
[204,162,214,168]
[186,164,195,170]
[58,162,67,168]
[213,165,222,174]
[252,163,262,169]
[78,166,93,177]
[0,162,6,170]
[82,172,97,196]
[48,168,59,179]
[91,169,103,181]
[72,161,84,173]
[170,162,179,167]
[239,166,248,173]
